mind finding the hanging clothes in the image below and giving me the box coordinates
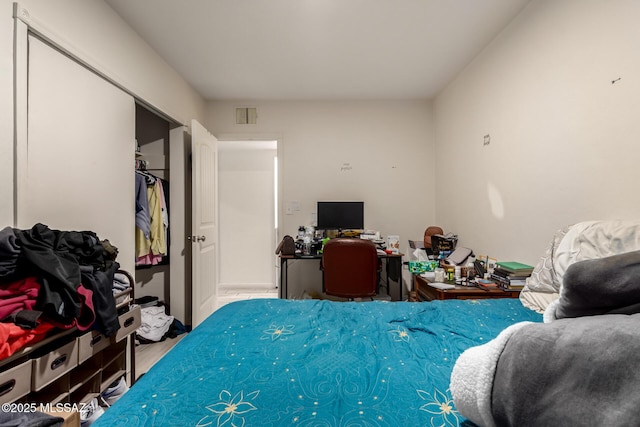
[159,178,170,249]
[135,172,150,240]
[135,169,169,267]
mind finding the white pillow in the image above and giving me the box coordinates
[520,220,640,314]
[554,220,640,279]
[519,226,570,313]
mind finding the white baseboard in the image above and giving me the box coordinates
[218,283,276,289]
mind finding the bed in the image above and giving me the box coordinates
[451,220,640,426]
[93,297,541,426]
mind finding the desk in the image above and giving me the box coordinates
[413,274,521,301]
[279,252,404,300]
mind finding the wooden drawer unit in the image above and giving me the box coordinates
[0,359,32,404]
[32,340,78,391]
[29,374,70,405]
[114,305,141,343]
[101,342,127,392]
[78,330,110,364]
[0,269,137,408]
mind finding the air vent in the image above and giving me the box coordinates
[235,107,257,125]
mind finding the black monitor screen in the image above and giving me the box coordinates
[316,201,364,230]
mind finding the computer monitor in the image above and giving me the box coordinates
[316,201,364,230]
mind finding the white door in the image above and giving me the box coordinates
[191,119,219,327]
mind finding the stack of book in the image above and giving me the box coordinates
[491,261,534,290]
[476,278,499,290]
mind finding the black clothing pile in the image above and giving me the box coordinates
[0,223,121,337]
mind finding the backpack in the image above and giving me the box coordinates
[275,235,296,256]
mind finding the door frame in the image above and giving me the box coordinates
[218,139,278,290]
[216,134,284,291]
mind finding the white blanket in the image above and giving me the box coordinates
[450,322,532,427]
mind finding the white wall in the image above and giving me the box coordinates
[10,0,631,297]
[206,100,435,298]
[219,145,277,287]
[0,0,206,227]
[434,0,640,265]
[0,1,16,226]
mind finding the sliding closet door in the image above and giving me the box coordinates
[19,35,136,273]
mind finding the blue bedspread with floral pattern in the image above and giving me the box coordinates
[94,298,541,427]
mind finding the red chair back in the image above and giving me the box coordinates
[322,238,378,299]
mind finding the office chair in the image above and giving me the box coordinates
[423,226,444,255]
[321,238,380,300]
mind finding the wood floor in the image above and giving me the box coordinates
[135,335,184,380]
[216,284,278,310]
[135,286,278,380]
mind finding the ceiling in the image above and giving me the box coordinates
[105,0,531,101]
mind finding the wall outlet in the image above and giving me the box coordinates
[483,134,491,146]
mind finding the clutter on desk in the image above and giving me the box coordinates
[489,260,534,291]
[423,226,443,252]
[431,232,458,258]
[461,256,534,291]
[476,278,499,289]
[275,235,296,255]
[408,230,533,292]
[386,235,400,254]
[445,247,472,265]
[282,226,403,257]
[426,281,456,290]
[409,237,441,273]
[361,231,386,253]
[360,230,381,241]
[408,260,439,274]
[410,227,481,287]
[290,225,322,255]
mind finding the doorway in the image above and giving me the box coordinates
[217,140,279,308]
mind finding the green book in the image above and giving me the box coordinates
[496,261,534,273]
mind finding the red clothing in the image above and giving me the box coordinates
[75,284,95,332]
[0,320,56,359]
[0,277,40,320]
[46,284,96,332]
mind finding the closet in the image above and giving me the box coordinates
[22,35,192,328]
[14,31,192,399]
[134,105,171,304]
[14,7,201,355]
[134,104,192,328]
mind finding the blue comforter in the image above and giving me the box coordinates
[94,298,541,427]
